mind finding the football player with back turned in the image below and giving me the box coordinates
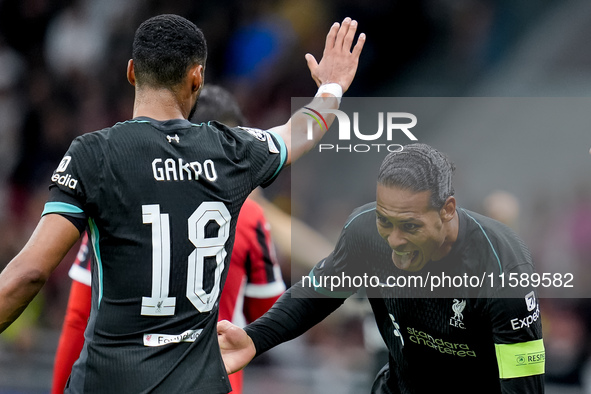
[0,14,365,394]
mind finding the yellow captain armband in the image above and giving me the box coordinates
[495,339,545,379]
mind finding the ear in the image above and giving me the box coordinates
[439,196,456,223]
[127,59,136,86]
[190,64,204,92]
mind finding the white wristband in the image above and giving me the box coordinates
[315,83,343,103]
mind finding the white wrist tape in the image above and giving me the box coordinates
[315,83,343,103]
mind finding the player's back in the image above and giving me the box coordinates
[57,117,285,393]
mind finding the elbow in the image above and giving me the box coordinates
[19,268,49,287]
[0,267,47,333]
[1,266,49,297]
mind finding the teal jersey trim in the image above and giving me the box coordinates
[345,207,375,229]
[114,119,151,127]
[461,209,503,274]
[266,130,288,179]
[87,218,103,308]
[42,202,84,216]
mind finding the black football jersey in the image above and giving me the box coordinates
[43,117,286,393]
[309,204,544,393]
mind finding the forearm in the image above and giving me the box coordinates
[270,94,339,166]
[0,214,81,333]
[244,280,345,356]
[0,261,47,332]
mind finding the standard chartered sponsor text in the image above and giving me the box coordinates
[407,327,476,357]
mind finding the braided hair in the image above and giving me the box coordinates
[377,143,455,210]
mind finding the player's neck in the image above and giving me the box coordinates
[443,213,460,255]
[433,212,459,261]
[132,87,191,121]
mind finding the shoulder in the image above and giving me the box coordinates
[197,121,258,140]
[68,127,113,153]
[459,208,533,272]
[335,202,383,249]
[54,130,111,177]
[343,202,377,231]
[73,128,110,144]
[459,209,525,250]
[194,121,281,152]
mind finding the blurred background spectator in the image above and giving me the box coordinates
[0,0,590,393]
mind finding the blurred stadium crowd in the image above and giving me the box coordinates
[0,0,590,393]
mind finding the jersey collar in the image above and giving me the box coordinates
[133,116,193,131]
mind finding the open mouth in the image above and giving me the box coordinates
[392,249,419,270]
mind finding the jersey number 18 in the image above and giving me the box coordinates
[141,202,230,316]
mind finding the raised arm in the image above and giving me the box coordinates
[270,17,365,165]
[0,214,80,332]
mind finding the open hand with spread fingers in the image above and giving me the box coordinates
[305,17,366,93]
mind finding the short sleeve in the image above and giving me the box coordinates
[42,134,100,218]
[487,270,545,392]
[229,124,287,188]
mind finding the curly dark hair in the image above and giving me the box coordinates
[377,143,455,210]
[132,14,207,89]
